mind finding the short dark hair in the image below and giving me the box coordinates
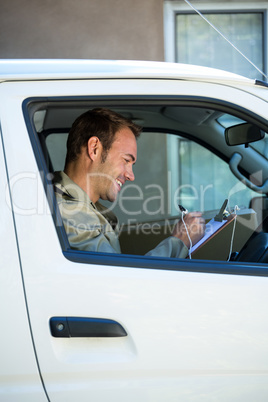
[65,108,142,166]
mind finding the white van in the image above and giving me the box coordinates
[1,59,268,401]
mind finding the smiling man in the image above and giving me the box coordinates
[53,108,205,257]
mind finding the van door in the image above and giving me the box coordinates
[2,79,268,402]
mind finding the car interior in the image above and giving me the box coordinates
[27,98,268,263]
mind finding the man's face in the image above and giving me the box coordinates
[95,127,137,202]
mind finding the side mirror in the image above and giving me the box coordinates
[225,123,264,146]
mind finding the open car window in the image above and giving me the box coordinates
[27,99,268,264]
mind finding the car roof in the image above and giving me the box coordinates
[0,59,255,85]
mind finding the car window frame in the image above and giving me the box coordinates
[23,95,268,276]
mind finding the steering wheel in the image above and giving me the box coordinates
[235,231,268,263]
[229,153,268,193]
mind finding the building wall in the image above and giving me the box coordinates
[0,0,164,60]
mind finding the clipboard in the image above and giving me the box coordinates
[191,214,235,255]
[190,199,236,260]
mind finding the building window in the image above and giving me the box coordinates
[164,1,267,81]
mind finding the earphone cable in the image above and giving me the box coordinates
[181,213,193,259]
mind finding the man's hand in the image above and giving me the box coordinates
[172,212,205,249]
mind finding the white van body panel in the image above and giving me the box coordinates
[0,61,267,401]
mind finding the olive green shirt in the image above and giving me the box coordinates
[53,171,188,258]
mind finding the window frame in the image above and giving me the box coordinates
[164,0,268,79]
[23,95,268,276]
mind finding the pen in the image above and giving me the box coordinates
[178,204,188,214]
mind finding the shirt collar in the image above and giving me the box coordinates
[53,171,97,209]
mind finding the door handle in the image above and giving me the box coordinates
[50,317,127,338]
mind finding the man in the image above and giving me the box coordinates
[53,108,205,257]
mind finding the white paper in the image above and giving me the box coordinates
[191,218,227,252]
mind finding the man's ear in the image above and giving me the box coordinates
[87,136,102,161]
